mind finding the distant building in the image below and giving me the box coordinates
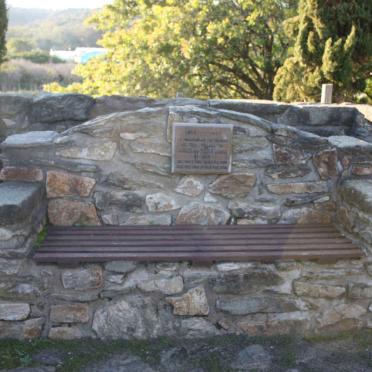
[50,47,106,63]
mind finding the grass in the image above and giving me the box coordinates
[35,227,48,247]
[1,331,372,371]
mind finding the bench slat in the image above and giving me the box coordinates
[34,224,363,263]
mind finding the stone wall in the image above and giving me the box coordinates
[0,95,372,340]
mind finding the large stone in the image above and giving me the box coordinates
[231,345,272,371]
[318,303,366,328]
[105,261,137,274]
[180,318,219,338]
[216,296,306,315]
[273,144,306,164]
[138,276,184,295]
[146,193,180,212]
[352,164,372,176]
[293,281,345,298]
[348,282,372,299]
[92,296,160,339]
[175,177,204,197]
[61,266,102,290]
[0,302,30,320]
[0,167,43,182]
[328,135,372,154]
[57,141,117,161]
[265,164,311,179]
[46,171,96,197]
[176,202,230,225]
[209,173,256,198]
[31,94,94,123]
[0,317,43,339]
[48,199,100,226]
[167,286,209,316]
[1,131,58,147]
[313,149,338,179]
[50,304,90,323]
[0,182,44,225]
[94,190,145,212]
[228,200,281,221]
[267,181,328,195]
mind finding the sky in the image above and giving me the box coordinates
[6,0,113,9]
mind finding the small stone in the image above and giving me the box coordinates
[175,177,204,197]
[0,167,43,182]
[105,261,137,274]
[146,193,180,212]
[231,345,272,371]
[49,326,84,340]
[176,202,230,225]
[209,173,256,198]
[138,276,184,295]
[167,286,209,316]
[62,266,102,290]
[313,149,338,179]
[0,302,30,320]
[293,281,345,298]
[204,192,218,202]
[50,304,90,323]
[267,182,328,195]
[180,318,219,338]
[57,142,117,161]
[280,207,332,224]
[48,199,100,226]
[46,171,96,197]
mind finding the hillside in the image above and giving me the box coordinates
[7,8,102,50]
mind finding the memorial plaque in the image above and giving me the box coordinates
[172,123,233,174]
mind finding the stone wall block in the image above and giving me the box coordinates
[48,199,100,226]
[46,171,96,197]
[267,182,328,195]
[313,149,339,180]
[176,202,230,225]
[293,281,345,298]
[0,302,30,320]
[209,173,256,198]
[61,266,103,290]
[175,177,204,197]
[50,304,90,323]
[146,192,181,212]
[348,282,372,299]
[167,286,209,315]
[0,167,43,182]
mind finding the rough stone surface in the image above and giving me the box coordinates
[146,192,180,212]
[0,182,44,225]
[0,302,30,320]
[57,142,117,161]
[49,326,84,340]
[48,199,100,226]
[167,286,209,316]
[61,266,103,290]
[313,149,338,179]
[176,202,230,225]
[138,275,184,295]
[209,173,256,198]
[267,182,328,195]
[31,94,94,123]
[1,131,58,147]
[293,281,345,298]
[50,304,90,323]
[0,167,43,182]
[231,345,272,371]
[175,177,204,197]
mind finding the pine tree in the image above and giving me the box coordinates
[274,0,372,102]
[0,0,7,65]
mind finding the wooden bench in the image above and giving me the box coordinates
[33,224,363,264]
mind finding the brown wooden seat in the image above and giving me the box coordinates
[33,224,363,264]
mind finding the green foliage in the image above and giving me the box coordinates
[7,8,102,51]
[274,0,372,102]
[10,50,64,64]
[47,0,297,99]
[0,0,7,64]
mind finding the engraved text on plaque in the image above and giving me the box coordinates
[172,123,233,174]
